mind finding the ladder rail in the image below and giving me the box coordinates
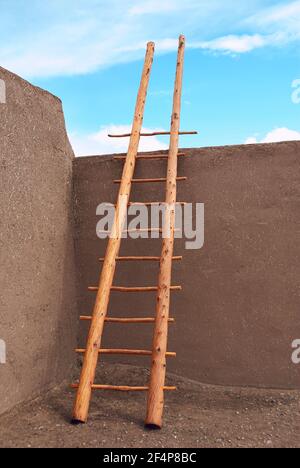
[72,41,155,424]
[145,35,186,429]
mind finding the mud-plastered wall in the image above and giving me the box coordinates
[0,67,78,415]
[73,142,300,390]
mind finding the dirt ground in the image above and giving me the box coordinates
[0,364,299,448]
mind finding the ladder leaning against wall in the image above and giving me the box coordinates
[71,35,197,429]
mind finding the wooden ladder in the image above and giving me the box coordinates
[72,35,196,428]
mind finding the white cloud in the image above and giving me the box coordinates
[149,89,173,97]
[245,136,259,144]
[246,0,300,44]
[1,1,299,78]
[249,0,300,25]
[245,127,300,144]
[70,124,168,156]
[192,34,268,53]
[129,0,184,16]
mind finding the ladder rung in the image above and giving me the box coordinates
[71,384,177,392]
[109,131,197,138]
[98,228,162,234]
[97,228,164,235]
[113,202,187,208]
[126,201,187,207]
[114,152,186,161]
[76,348,176,357]
[99,256,182,262]
[80,316,175,323]
[97,228,180,235]
[88,286,182,292]
[125,228,163,234]
[114,177,187,184]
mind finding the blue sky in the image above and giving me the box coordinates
[1,0,300,155]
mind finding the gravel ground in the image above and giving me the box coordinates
[0,364,299,448]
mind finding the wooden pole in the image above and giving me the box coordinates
[109,131,197,138]
[72,41,155,424]
[76,349,176,357]
[80,317,175,323]
[88,286,182,292]
[71,384,177,392]
[125,202,187,207]
[145,35,185,429]
[113,177,187,184]
[99,256,182,262]
[113,152,186,160]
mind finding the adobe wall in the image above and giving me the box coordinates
[0,67,78,414]
[73,142,300,390]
